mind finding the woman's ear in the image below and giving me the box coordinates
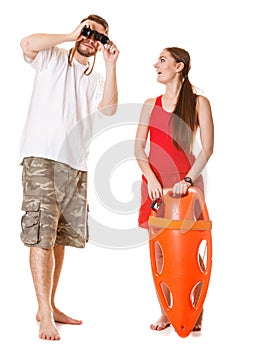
[176,61,185,73]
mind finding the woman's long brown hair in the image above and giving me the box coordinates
[166,47,198,153]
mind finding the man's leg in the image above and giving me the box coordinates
[30,246,60,340]
[51,244,82,325]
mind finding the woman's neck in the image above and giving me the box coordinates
[162,83,182,112]
[165,81,183,99]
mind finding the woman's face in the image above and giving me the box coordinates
[154,50,180,84]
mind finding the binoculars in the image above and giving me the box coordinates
[81,25,109,45]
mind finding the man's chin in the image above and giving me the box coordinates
[76,48,95,58]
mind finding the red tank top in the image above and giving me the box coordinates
[148,95,196,184]
[138,96,202,228]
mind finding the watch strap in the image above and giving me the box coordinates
[183,177,193,186]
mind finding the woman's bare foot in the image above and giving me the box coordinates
[150,314,171,331]
[192,309,203,333]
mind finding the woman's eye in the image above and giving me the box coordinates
[160,58,165,63]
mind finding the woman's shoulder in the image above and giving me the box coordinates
[143,97,156,106]
[196,94,210,106]
[143,95,163,107]
[196,94,213,122]
[139,97,160,123]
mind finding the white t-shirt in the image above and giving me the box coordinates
[19,47,104,171]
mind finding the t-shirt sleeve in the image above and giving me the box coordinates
[24,47,62,72]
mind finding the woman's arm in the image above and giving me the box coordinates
[135,98,163,200]
[173,95,214,194]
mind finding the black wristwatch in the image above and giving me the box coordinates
[183,177,193,186]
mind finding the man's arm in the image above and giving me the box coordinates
[98,42,120,115]
[20,22,88,59]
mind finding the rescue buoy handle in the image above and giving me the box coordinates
[163,187,210,221]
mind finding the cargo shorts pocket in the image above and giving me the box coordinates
[21,199,41,245]
[86,203,89,243]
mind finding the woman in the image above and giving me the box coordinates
[135,47,214,332]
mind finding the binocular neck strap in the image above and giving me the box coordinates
[68,46,76,66]
[83,55,96,76]
[68,44,97,76]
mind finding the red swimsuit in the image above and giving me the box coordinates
[138,95,204,228]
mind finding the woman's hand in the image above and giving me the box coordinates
[147,177,163,200]
[172,180,191,195]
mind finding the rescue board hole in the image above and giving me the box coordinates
[160,282,173,308]
[190,281,203,308]
[198,240,208,272]
[154,241,164,274]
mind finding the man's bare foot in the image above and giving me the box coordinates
[36,308,82,340]
[36,308,82,325]
[150,315,171,331]
[37,311,60,341]
[53,308,82,325]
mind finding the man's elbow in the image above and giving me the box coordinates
[20,37,37,59]
[20,38,29,51]
[98,103,118,116]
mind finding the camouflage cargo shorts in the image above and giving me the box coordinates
[21,157,89,249]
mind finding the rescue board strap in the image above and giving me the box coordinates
[148,216,212,230]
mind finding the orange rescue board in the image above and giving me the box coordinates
[148,187,212,338]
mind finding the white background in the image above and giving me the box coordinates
[1,0,263,348]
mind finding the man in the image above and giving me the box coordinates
[19,14,119,340]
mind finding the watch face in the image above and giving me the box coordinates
[184,177,193,185]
